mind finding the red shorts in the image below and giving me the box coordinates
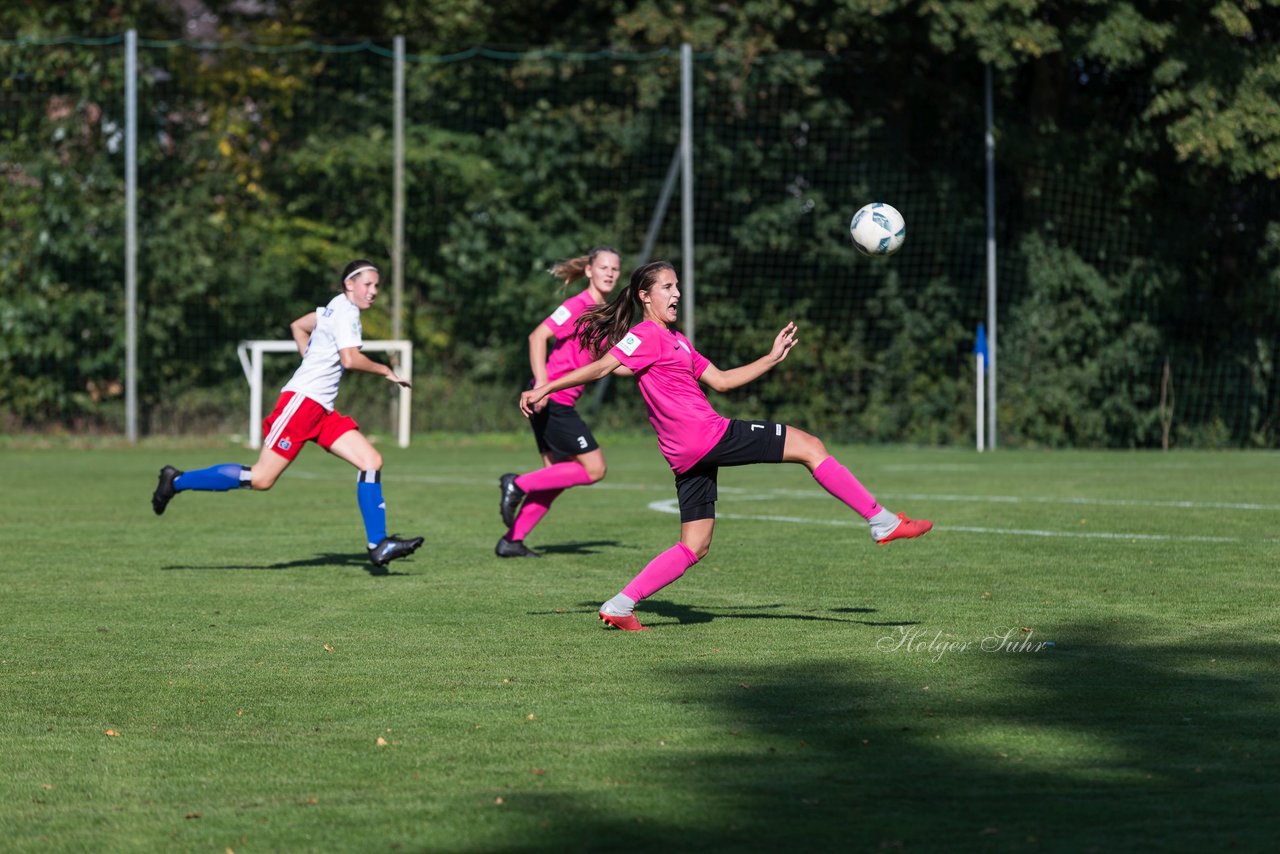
[262,392,359,461]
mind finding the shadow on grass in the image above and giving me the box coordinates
[468,622,1279,851]
[162,552,411,576]
[535,539,624,555]
[566,600,920,628]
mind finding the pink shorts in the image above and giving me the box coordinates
[262,392,359,461]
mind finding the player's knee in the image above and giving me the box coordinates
[363,450,384,472]
[251,472,278,491]
[791,432,828,468]
[584,460,607,482]
[683,533,713,560]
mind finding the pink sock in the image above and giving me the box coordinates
[508,489,563,541]
[622,543,699,602]
[515,462,594,493]
[812,456,882,520]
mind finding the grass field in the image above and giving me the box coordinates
[2,435,1278,852]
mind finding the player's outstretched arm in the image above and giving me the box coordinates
[700,321,797,392]
[339,347,412,388]
[521,353,621,416]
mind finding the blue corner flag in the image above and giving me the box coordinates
[974,323,988,372]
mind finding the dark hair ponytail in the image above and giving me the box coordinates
[575,261,674,358]
[339,258,378,291]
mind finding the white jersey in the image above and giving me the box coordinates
[282,293,363,411]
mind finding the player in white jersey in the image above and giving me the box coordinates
[151,259,423,572]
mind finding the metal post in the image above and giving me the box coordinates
[392,35,405,341]
[585,147,682,415]
[124,30,138,441]
[984,63,998,450]
[391,36,406,436]
[250,343,264,449]
[397,343,412,448]
[680,43,695,348]
[976,353,985,452]
[643,149,682,264]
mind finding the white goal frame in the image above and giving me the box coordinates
[236,339,413,449]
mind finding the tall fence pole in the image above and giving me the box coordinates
[390,36,406,435]
[680,42,695,348]
[124,29,138,442]
[984,63,998,450]
[392,35,405,342]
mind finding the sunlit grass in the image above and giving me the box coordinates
[2,438,1278,851]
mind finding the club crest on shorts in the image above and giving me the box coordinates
[278,437,292,450]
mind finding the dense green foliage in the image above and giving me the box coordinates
[1,2,1277,446]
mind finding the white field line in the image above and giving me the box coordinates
[646,499,1278,544]
[724,488,1280,512]
[291,470,1280,511]
[286,470,1277,542]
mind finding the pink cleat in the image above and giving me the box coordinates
[599,611,650,632]
[876,513,933,545]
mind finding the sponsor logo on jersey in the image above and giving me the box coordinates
[617,332,642,356]
[550,305,572,326]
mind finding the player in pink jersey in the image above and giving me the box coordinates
[150,259,423,573]
[521,261,932,630]
[496,246,623,558]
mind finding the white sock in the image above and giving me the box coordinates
[869,507,901,541]
[600,592,636,617]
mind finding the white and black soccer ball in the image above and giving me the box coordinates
[849,202,906,256]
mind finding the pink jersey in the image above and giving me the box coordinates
[540,288,600,407]
[609,320,729,474]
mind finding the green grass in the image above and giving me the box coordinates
[2,436,1278,852]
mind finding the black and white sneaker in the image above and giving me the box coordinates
[498,473,526,528]
[152,465,182,516]
[368,534,424,569]
[495,536,541,558]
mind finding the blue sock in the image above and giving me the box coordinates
[175,464,252,492]
[357,470,387,548]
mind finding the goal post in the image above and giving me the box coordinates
[236,340,413,449]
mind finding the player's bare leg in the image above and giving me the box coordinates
[599,518,712,631]
[783,426,931,543]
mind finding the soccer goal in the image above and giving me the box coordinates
[236,340,413,449]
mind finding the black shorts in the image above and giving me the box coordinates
[674,420,787,522]
[529,400,600,458]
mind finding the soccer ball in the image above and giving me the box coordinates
[849,202,906,256]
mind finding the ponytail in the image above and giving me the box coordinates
[575,261,674,358]
[549,245,619,287]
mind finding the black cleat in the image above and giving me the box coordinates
[498,473,526,528]
[152,465,182,516]
[495,536,541,558]
[368,534,424,570]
